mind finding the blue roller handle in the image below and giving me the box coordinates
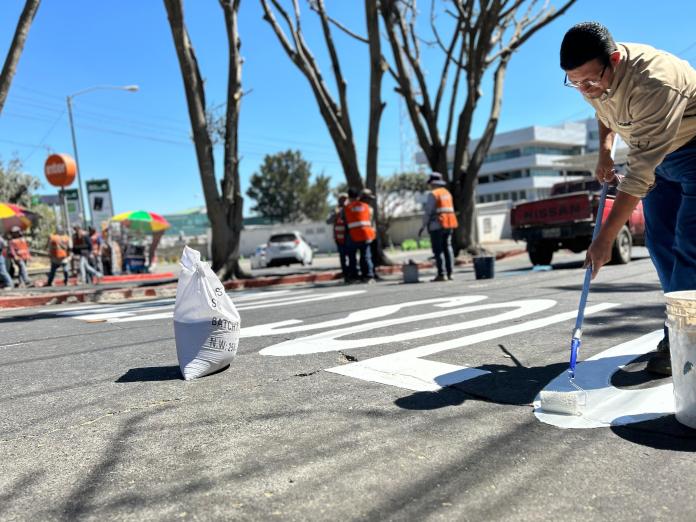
[568,181,609,378]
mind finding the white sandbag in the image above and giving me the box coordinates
[173,246,240,380]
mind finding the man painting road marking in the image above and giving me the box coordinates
[534,330,674,429]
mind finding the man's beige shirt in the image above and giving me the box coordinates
[589,42,696,198]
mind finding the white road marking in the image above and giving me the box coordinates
[326,303,618,392]
[55,288,365,324]
[260,298,560,356]
[242,295,487,338]
[533,330,673,429]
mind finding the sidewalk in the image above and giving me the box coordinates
[0,240,525,309]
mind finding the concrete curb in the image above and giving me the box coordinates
[0,248,526,309]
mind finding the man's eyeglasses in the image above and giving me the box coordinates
[564,64,607,89]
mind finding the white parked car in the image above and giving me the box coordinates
[265,231,314,267]
[249,243,268,269]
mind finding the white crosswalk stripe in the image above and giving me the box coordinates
[53,288,365,324]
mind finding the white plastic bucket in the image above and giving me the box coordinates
[665,290,696,429]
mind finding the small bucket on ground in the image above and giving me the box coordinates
[665,290,696,429]
[402,260,419,284]
[473,256,495,280]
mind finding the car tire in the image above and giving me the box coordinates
[610,225,632,265]
[527,241,554,266]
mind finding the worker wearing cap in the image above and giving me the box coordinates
[0,233,14,289]
[420,172,458,282]
[560,22,696,376]
[8,226,32,287]
[326,192,350,283]
[344,187,376,283]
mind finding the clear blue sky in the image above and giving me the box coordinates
[2,0,696,216]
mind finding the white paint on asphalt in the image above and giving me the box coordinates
[55,289,365,323]
[260,298,560,356]
[242,295,487,338]
[325,303,618,392]
[533,329,674,429]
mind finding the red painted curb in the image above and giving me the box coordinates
[0,290,93,309]
[32,272,176,287]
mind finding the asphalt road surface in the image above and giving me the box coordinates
[2,248,695,521]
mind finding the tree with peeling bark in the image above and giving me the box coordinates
[163,0,248,280]
[0,0,41,115]
[380,0,576,254]
[260,0,392,263]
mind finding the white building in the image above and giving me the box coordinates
[415,118,604,204]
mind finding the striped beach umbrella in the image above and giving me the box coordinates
[111,210,171,233]
[0,203,35,233]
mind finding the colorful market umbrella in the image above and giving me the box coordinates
[111,210,171,233]
[0,203,35,233]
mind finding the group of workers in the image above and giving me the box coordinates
[327,187,378,284]
[0,224,110,289]
[328,173,459,284]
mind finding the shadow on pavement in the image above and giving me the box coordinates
[611,415,696,451]
[550,281,663,293]
[116,366,182,382]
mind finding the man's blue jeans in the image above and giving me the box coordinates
[347,240,374,280]
[336,242,349,281]
[429,228,454,277]
[0,255,13,288]
[643,141,696,295]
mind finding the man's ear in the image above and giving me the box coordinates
[610,50,621,66]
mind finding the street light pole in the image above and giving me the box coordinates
[65,95,86,226]
[65,84,139,227]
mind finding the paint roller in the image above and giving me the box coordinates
[539,138,617,416]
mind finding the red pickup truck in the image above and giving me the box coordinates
[510,178,645,266]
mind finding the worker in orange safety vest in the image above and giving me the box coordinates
[420,172,458,281]
[47,227,72,286]
[326,192,350,282]
[8,226,32,287]
[344,187,376,283]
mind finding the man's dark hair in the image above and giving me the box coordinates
[347,187,359,199]
[560,22,617,71]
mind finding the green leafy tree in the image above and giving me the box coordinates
[0,156,39,206]
[0,155,54,249]
[247,150,330,223]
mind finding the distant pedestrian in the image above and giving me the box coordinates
[72,225,101,284]
[326,192,350,282]
[420,172,458,282]
[88,226,104,275]
[8,226,32,287]
[47,227,71,286]
[345,187,376,283]
[0,234,14,289]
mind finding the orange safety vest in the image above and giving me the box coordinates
[334,209,347,245]
[345,200,376,242]
[432,187,458,229]
[9,237,31,260]
[49,234,70,260]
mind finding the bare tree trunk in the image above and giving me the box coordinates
[218,0,249,279]
[0,0,41,115]
[164,0,247,280]
[381,0,576,256]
